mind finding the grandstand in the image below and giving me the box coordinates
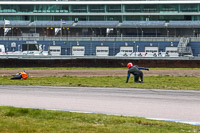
[0,0,200,57]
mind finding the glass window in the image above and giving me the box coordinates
[17,5,33,12]
[89,5,105,13]
[71,5,87,13]
[159,15,184,21]
[159,4,178,12]
[125,5,141,13]
[180,4,198,12]
[89,16,105,21]
[1,5,33,13]
[62,5,69,13]
[72,16,87,21]
[36,16,52,21]
[107,16,121,21]
[0,15,22,20]
[54,16,71,21]
[142,5,158,12]
[107,5,121,13]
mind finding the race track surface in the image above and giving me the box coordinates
[0,85,200,125]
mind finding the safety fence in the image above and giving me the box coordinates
[2,36,200,42]
[0,36,188,42]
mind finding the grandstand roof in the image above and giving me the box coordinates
[2,20,200,29]
[120,21,166,28]
[168,21,200,28]
[34,21,74,27]
[0,20,30,27]
[0,20,74,27]
[76,21,119,28]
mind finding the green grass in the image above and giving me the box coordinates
[0,76,200,90]
[0,106,199,133]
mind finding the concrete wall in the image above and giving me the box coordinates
[0,58,200,68]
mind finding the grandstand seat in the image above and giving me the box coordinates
[8,9,12,13]
[64,10,68,13]
[2,9,7,13]
[12,9,16,13]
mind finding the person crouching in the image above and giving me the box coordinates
[126,63,149,83]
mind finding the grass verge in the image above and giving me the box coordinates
[0,76,200,90]
[0,106,199,133]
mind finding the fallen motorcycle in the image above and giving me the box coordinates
[10,71,29,80]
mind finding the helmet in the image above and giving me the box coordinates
[127,63,133,68]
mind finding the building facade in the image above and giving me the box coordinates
[0,1,200,56]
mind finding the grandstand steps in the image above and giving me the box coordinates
[178,37,193,56]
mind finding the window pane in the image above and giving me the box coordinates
[107,5,121,13]
[89,5,105,13]
[180,4,198,12]
[71,5,87,13]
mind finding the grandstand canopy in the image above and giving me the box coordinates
[76,21,119,28]
[168,21,200,28]
[120,21,166,28]
[0,20,30,27]
[34,21,74,27]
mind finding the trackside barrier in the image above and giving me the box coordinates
[0,58,200,68]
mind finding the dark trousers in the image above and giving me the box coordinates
[10,74,22,80]
[134,71,143,82]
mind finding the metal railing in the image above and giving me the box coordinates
[0,36,182,42]
[1,36,200,42]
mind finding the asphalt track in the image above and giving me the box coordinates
[0,85,200,125]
